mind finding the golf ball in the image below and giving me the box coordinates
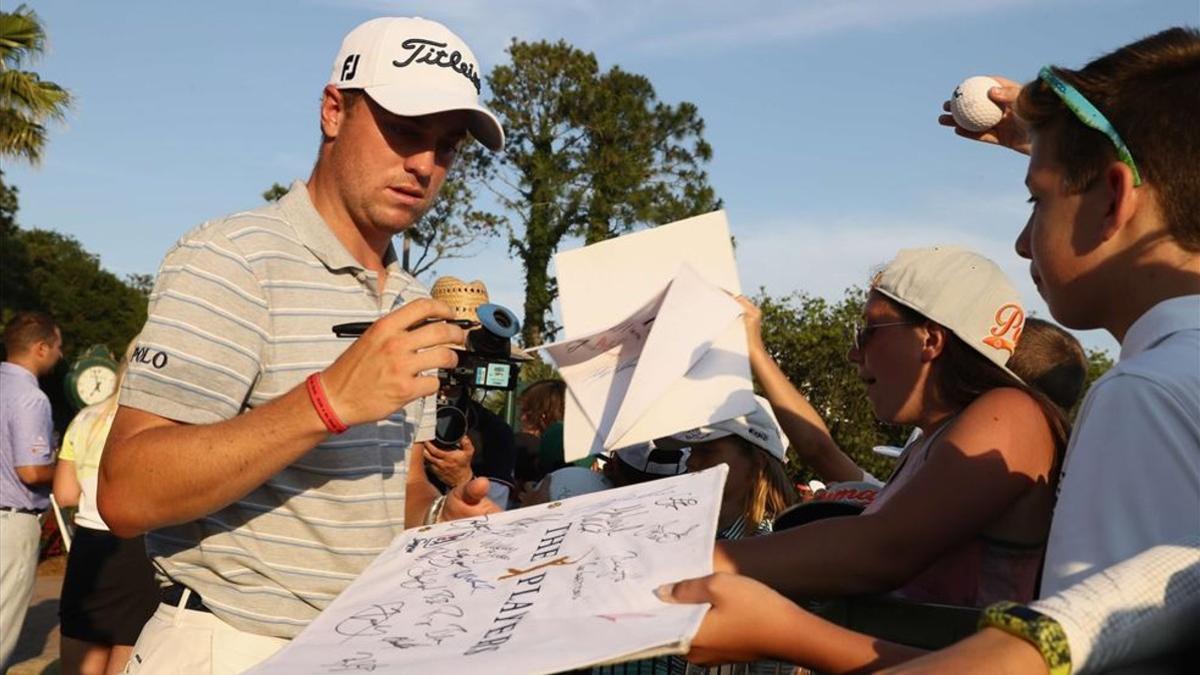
[950,76,1003,132]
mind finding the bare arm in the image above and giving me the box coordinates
[99,299,464,538]
[737,296,863,483]
[880,628,1046,674]
[406,440,444,527]
[15,463,56,487]
[716,388,1055,597]
[663,573,927,672]
[52,457,81,508]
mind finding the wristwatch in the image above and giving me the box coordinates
[979,601,1072,675]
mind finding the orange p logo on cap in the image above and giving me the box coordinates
[982,303,1024,355]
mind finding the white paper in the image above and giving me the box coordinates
[248,466,727,675]
[544,211,754,461]
[537,264,755,460]
[554,210,741,339]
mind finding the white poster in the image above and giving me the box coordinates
[537,264,756,459]
[554,210,741,339]
[540,211,753,461]
[248,466,727,675]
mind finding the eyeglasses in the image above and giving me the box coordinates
[849,321,917,352]
[1038,66,1142,186]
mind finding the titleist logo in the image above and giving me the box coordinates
[393,38,481,93]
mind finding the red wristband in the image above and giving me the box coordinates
[305,373,348,434]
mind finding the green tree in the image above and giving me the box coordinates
[1,176,149,426]
[261,182,289,203]
[125,272,155,298]
[0,171,36,312]
[481,40,720,345]
[754,288,909,483]
[6,227,148,361]
[0,4,72,164]
[1075,347,1114,419]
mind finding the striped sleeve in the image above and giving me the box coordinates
[121,226,269,424]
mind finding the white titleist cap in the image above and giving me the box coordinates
[875,246,1025,376]
[673,396,788,463]
[328,17,504,151]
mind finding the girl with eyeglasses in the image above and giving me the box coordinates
[717,246,1068,610]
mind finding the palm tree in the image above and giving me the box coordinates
[0,4,71,164]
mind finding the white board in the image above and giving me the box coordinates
[248,466,727,675]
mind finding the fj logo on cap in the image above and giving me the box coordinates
[982,303,1025,355]
[340,54,360,82]
[393,38,482,93]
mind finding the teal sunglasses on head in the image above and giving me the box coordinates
[1038,66,1143,186]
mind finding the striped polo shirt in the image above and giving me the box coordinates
[120,181,434,638]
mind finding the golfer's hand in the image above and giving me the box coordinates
[320,299,464,427]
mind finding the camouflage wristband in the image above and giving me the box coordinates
[980,600,1071,675]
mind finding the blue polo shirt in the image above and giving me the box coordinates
[1,361,55,510]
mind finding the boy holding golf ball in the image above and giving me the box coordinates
[657,26,1200,674]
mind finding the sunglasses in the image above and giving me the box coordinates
[1038,66,1142,186]
[849,321,918,352]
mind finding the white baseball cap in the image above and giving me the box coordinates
[875,246,1026,377]
[609,442,690,477]
[328,17,504,151]
[672,396,788,463]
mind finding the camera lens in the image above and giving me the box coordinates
[434,406,468,449]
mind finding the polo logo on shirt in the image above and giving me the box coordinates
[747,428,769,442]
[132,345,169,369]
[982,303,1025,355]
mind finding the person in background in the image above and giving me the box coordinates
[1,311,63,670]
[53,343,158,675]
[740,299,1087,491]
[514,379,566,484]
[706,247,1067,610]
[1005,317,1087,413]
[675,397,797,539]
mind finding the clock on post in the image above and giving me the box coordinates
[65,344,119,409]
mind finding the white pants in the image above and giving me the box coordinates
[122,590,287,675]
[0,510,42,670]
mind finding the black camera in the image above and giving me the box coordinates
[331,302,523,450]
[431,303,523,449]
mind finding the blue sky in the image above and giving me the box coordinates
[9,0,1198,355]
